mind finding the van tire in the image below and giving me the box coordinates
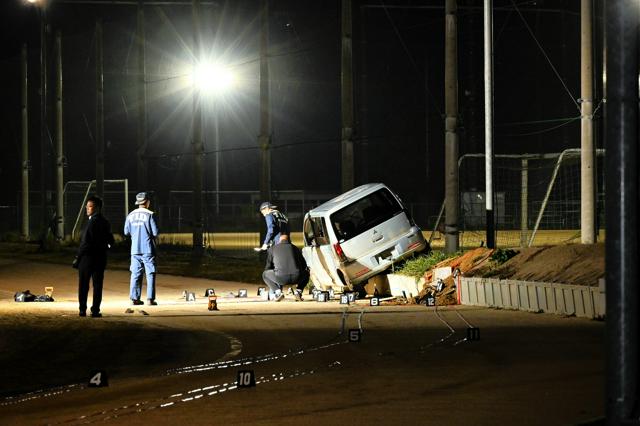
[354,287,367,299]
[336,270,351,290]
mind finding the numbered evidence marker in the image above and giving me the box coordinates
[370,297,380,306]
[348,329,361,343]
[317,291,330,302]
[257,286,267,296]
[204,288,216,297]
[347,292,356,303]
[340,294,349,305]
[186,292,196,302]
[426,294,436,306]
[88,370,108,387]
[328,288,335,299]
[467,327,480,341]
[238,289,248,298]
[237,370,256,388]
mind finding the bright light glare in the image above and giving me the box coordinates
[191,62,235,94]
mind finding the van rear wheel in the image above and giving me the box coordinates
[354,287,367,299]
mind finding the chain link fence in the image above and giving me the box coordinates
[6,149,605,251]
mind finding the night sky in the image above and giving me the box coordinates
[0,0,595,224]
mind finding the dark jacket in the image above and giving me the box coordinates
[77,213,114,265]
[264,240,307,275]
[262,210,290,246]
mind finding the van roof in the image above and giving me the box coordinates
[307,183,388,215]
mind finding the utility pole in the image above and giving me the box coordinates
[55,31,64,240]
[258,0,271,203]
[137,2,148,191]
[444,0,459,253]
[605,0,639,423]
[341,0,355,192]
[39,2,48,233]
[192,0,204,254]
[96,19,104,198]
[359,4,369,184]
[484,0,495,249]
[424,55,430,184]
[520,159,528,247]
[21,44,30,240]
[580,0,595,244]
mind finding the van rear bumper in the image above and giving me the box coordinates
[341,227,428,286]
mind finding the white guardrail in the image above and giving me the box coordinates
[459,277,606,320]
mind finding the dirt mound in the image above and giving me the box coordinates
[483,243,605,286]
[418,243,605,306]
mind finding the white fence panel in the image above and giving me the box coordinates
[459,277,604,319]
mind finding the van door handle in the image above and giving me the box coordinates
[372,234,383,243]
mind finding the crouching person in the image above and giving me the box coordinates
[262,235,309,302]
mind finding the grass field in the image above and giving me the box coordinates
[158,229,606,250]
[0,229,602,287]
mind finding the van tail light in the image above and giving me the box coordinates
[407,241,422,251]
[333,242,348,263]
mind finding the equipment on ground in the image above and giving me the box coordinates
[208,295,218,311]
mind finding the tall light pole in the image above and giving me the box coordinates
[137,2,148,191]
[258,0,271,204]
[341,0,354,192]
[35,0,49,235]
[605,0,639,422]
[580,0,595,244]
[444,0,459,254]
[214,104,220,215]
[55,30,64,240]
[484,0,495,249]
[21,43,30,240]
[96,19,104,199]
[192,63,236,220]
[192,0,204,255]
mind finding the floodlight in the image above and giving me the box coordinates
[191,62,236,95]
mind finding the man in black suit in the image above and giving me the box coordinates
[73,195,114,317]
[262,236,309,302]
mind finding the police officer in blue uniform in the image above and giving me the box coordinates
[124,192,159,306]
[254,202,290,252]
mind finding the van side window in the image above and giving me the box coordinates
[304,217,329,246]
[313,218,329,245]
[303,219,315,246]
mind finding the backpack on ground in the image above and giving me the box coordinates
[14,290,36,302]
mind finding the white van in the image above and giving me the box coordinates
[302,183,428,293]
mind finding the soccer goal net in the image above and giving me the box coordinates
[64,179,129,240]
[454,148,605,248]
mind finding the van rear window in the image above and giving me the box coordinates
[330,188,404,242]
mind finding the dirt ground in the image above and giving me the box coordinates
[487,242,605,286]
[0,247,606,425]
